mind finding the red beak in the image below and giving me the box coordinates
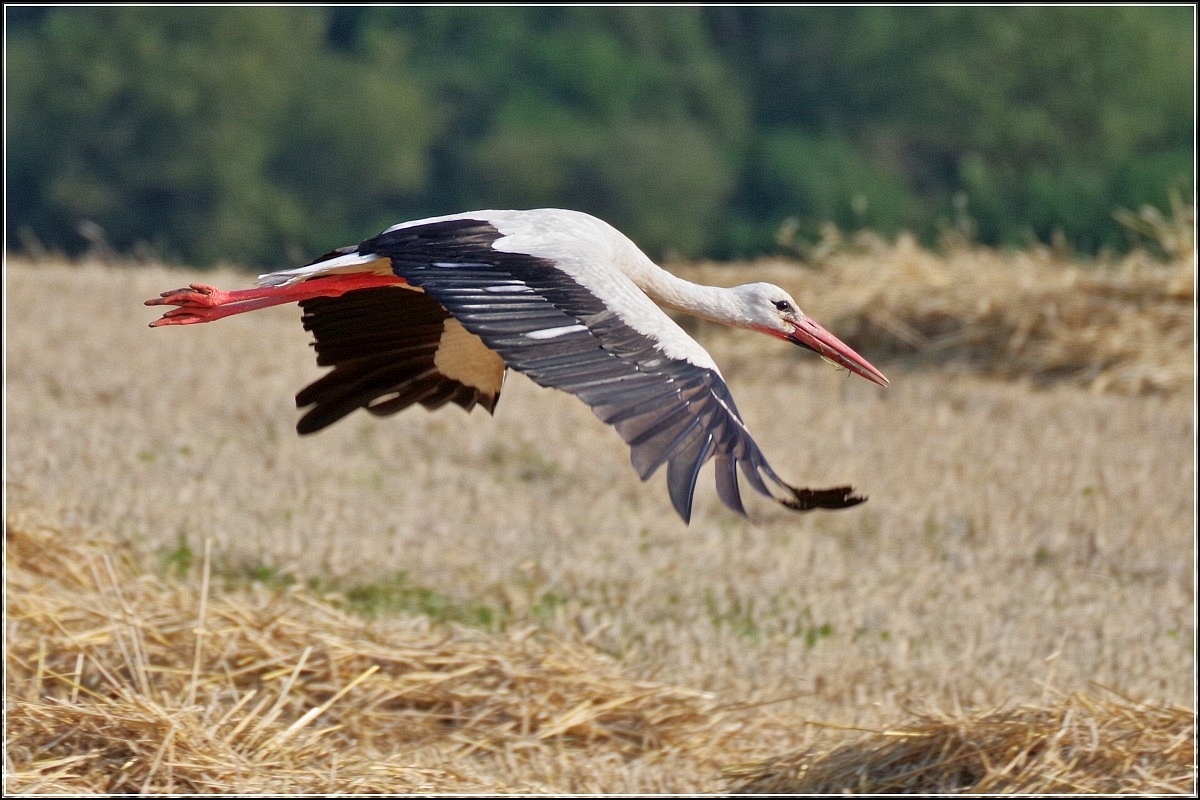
[787,317,889,387]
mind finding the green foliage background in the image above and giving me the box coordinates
[5,6,1193,265]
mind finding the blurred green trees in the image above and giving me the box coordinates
[6,7,436,265]
[5,6,1192,265]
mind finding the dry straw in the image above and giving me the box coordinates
[6,511,1195,793]
[4,513,743,793]
[724,692,1195,794]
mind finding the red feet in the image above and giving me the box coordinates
[145,273,405,327]
[145,284,245,326]
[145,283,306,326]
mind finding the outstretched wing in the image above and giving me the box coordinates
[351,218,863,522]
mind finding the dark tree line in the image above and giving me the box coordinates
[6,6,1192,266]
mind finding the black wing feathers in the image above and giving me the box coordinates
[295,287,497,435]
[348,218,862,521]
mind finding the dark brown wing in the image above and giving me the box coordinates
[295,285,504,434]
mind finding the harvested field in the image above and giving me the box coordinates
[4,230,1195,793]
[5,516,1193,794]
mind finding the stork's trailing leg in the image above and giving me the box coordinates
[145,273,403,326]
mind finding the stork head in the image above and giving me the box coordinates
[733,282,889,387]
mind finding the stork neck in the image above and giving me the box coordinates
[628,260,745,327]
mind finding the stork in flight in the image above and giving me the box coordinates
[146,209,888,522]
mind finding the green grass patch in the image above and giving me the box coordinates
[334,571,512,629]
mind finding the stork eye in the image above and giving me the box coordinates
[773,300,795,313]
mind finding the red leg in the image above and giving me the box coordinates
[145,273,404,326]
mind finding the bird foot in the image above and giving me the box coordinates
[145,284,244,326]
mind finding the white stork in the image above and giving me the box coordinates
[146,208,888,522]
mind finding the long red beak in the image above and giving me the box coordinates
[787,317,889,387]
